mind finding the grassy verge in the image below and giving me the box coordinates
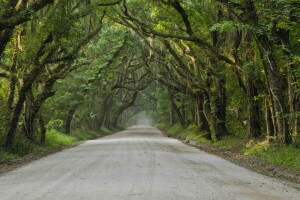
[157,123,300,171]
[0,128,112,163]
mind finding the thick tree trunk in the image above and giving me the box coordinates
[258,35,291,144]
[246,0,291,144]
[103,100,113,129]
[39,114,46,144]
[264,98,275,138]
[169,101,175,126]
[7,63,17,112]
[214,76,229,140]
[65,103,79,134]
[97,94,113,130]
[246,78,261,138]
[168,88,185,127]
[23,89,35,140]
[196,94,211,140]
[5,62,49,148]
[203,89,229,140]
[276,28,300,139]
[0,28,14,56]
[23,81,56,139]
[5,89,26,148]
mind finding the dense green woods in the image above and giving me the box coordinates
[0,0,299,165]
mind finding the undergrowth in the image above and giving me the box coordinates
[0,128,111,163]
[159,123,300,171]
[244,141,300,170]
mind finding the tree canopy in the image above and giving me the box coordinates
[0,0,299,152]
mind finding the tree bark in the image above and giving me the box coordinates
[97,94,113,130]
[65,103,80,134]
[246,0,291,144]
[168,88,185,127]
[39,114,46,144]
[5,89,26,148]
[23,89,35,140]
[111,91,138,128]
[264,98,275,138]
[196,94,211,140]
[276,28,300,139]
[214,76,229,140]
[246,77,261,138]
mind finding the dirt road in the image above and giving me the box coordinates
[0,126,299,200]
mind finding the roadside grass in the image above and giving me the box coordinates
[0,149,20,162]
[0,128,112,163]
[46,129,76,147]
[71,128,110,141]
[186,132,212,144]
[244,142,300,171]
[159,123,300,171]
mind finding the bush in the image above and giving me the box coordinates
[46,129,76,147]
[71,129,100,140]
[0,148,20,162]
[168,123,184,135]
[186,132,212,143]
[46,119,64,132]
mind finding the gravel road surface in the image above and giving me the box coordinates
[0,125,299,200]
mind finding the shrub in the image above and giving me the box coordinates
[46,129,76,147]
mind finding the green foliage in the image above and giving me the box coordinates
[0,148,20,162]
[244,142,300,171]
[210,21,252,33]
[1,0,300,173]
[168,123,185,136]
[0,127,110,163]
[155,123,170,130]
[186,132,212,144]
[71,129,110,141]
[45,129,76,147]
[163,122,300,171]
[46,119,64,132]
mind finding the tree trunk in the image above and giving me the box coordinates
[112,91,138,128]
[203,89,229,140]
[168,88,185,127]
[246,77,261,138]
[264,98,275,138]
[23,81,56,139]
[97,94,113,130]
[0,28,14,56]
[258,35,291,144]
[39,114,46,144]
[7,63,17,112]
[23,89,35,140]
[103,99,113,129]
[196,94,211,140]
[65,103,79,134]
[276,28,300,139]
[5,89,26,148]
[214,76,229,140]
[246,0,291,144]
[169,100,175,126]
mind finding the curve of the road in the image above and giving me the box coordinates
[0,126,299,200]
